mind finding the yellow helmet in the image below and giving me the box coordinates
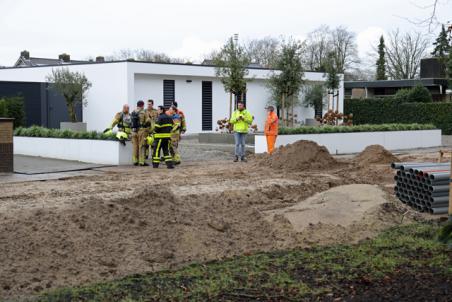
[146,135,154,145]
[116,131,128,140]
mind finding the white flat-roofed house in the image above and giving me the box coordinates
[0,58,344,133]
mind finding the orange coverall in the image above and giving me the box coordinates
[264,111,279,154]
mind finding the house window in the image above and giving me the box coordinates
[202,81,213,131]
[163,79,175,107]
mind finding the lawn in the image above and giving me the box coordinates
[31,222,451,302]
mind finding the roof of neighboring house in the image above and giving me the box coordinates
[14,57,88,67]
[344,78,449,89]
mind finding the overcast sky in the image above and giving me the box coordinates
[0,0,450,66]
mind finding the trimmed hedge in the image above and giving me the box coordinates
[14,126,116,140]
[0,96,26,128]
[345,98,452,134]
[278,123,436,135]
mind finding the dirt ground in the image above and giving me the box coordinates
[0,142,446,300]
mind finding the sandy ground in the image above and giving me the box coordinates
[0,144,446,300]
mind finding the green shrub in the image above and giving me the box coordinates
[407,84,432,103]
[278,123,435,135]
[393,88,410,103]
[345,98,452,134]
[0,97,26,127]
[0,99,7,117]
[14,126,116,140]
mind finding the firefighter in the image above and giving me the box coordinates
[104,104,131,145]
[152,106,174,169]
[170,101,186,164]
[144,99,158,159]
[168,107,182,165]
[131,100,151,166]
[171,101,187,134]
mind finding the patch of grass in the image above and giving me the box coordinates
[31,223,452,302]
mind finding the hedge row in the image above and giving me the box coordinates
[344,98,452,134]
[14,126,116,140]
[278,123,436,135]
[0,97,26,128]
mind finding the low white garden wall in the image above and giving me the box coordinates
[255,130,442,154]
[14,137,133,165]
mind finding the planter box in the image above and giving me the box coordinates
[14,137,132,165]
[255,130,442,154]
[199,133,255,145]
[60,122,87,132]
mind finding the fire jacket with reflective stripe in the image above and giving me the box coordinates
[154,113,173,138]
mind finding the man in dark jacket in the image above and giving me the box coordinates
[152,106,174,169]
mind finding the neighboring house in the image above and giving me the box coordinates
[345,58,450,101]
[0,60,344,133]
[14,50,88,67]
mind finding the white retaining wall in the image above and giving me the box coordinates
[255,130,442,154]
[14,137,133,165]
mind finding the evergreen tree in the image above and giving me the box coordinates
[447,50,452,87]
[375,35,387,80]
[431,25,450,60]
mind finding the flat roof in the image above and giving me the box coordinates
[0,59,328,74]
[345,78,448,89]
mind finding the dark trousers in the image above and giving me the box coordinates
[152,138,173,167]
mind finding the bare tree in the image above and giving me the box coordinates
[330,26,360,73]
[303,25,332,72]
[385,29,429,79]
[401,0,451,32]
[303,25,358,73]
[244,36,281,68]
[106,49,186,63]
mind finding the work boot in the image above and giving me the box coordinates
[152,163,159,168]
[233,156,239,162]
[241,156,247,162]
[166,162,175,169]
[139,162,149,167]
[133,162,139,166]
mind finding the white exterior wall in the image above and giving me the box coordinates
[0,62,344,133]
[0,63,128,132]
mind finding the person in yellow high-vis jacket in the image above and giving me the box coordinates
[230,101,253,162]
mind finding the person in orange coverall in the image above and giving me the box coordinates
[264,106,279,154]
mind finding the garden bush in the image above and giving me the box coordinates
[392,85,432,103]
[345,98,452,134]
[278,123,435,135]
[14,126,116,140]
[0,96,26,127]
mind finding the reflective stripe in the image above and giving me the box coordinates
[154,133,172,138]
[155,124,173,128]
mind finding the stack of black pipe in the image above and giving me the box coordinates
[392,162,450,214]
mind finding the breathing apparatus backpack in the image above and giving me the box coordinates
[131,111,141,131]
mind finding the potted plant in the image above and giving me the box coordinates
[46,68,92,132]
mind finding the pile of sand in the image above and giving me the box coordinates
[259,140,336,170]
[355,145,399,166]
